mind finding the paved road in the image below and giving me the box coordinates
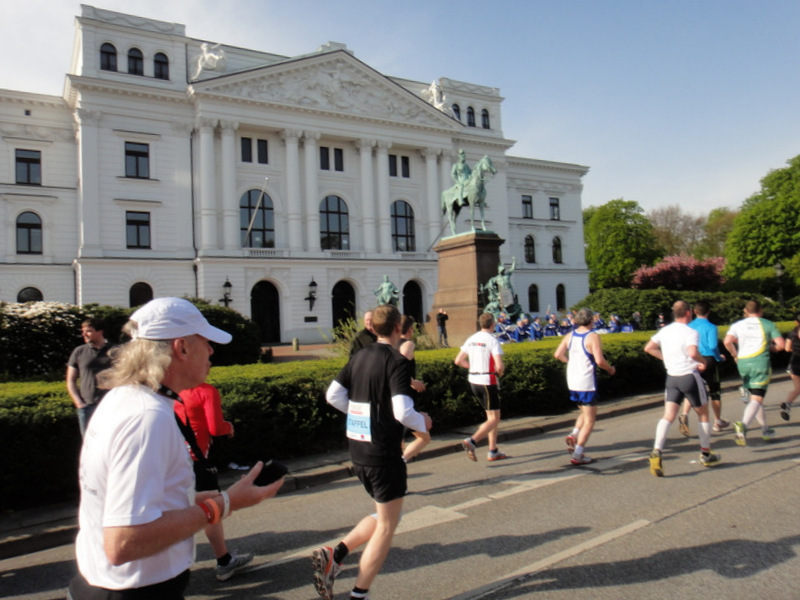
[3,379,798,600]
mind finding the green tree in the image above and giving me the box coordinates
[583,199,663,290]
[648,205,706,256]
[694,207,737,259]
[726,154,800,276]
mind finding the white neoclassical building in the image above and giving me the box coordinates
[0,5,589,344]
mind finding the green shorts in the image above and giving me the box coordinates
[737,356,772,393]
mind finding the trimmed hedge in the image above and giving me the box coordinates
[0,325,792,510]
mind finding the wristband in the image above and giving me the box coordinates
[220,491,231,519]
[197,498,220,525]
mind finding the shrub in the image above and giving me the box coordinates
[632,255,725,290]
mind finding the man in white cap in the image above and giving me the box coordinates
[69,298,284,600]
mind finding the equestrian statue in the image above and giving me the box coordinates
[441,150,497,236]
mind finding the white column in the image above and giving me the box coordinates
[303,131,321,251]
[197,117,218,250]
[75,109,102,258]
[375,140,392,254]
[219,120,239,251]
[282,129,303,252]
[421,147,441,250]
[357,138,377,253]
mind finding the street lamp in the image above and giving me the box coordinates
[220,278,233,308]
[774,261,785,307]
[304,277,318,311]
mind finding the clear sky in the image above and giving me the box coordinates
[5,0,800,216]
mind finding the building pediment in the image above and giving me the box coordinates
[190,51,459,129]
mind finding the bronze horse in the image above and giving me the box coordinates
[441,155,497,236]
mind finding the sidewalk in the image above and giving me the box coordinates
[0,377,760,560]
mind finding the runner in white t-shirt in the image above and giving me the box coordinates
[643,300,720,477]
[454,313,508,462]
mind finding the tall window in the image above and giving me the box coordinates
[17,287,43,302]
[528,284,540,313]
[452,104,461,120]
[319,195,349,250]
[240,189,274,248]
[320,147,344,171]
[129,282,153,308]
[128,48,144,75]
[125,142,149,178]
[467,106,476,127]
[257,139,269,164]
[524,235,535,263]
[126,211,151,249]
[556,284,566,312]
[391,200,416,252]
[154,52,169,80]
[521,194,532,219]
[549,197,560,220]
[552,237,563,264]
[100,43,117,71]
[389,155,410,178]
[241,137,252,162]
[481,109,490,129]
[15,149,41,185]
[16,211,42,254]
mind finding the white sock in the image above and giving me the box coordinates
[742,400,761,427]
[698,421,711,449]
[574,445,584,456]
[571,427,580,437]
[654,419,671,451]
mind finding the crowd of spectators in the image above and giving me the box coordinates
[493,310,644,343]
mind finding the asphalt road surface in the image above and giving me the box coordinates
[3,378,799,600]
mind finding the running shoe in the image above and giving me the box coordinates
[649,449,663,477]
[733,421,747,446]
[570,453,594,465]
[678,414,690,437]
[487,451,509,462]
[713,419,730,432]
[215,552,254,582]
[565,435,576,454]
[780,402,792,422]
[699,452,721,467]
[762,427,776,442]
[311,546,341,600]
[462,438,477,462]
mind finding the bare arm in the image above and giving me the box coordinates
[723,334,738,361]
[454,350,469,369]
[587,333,615,375]
[687,344,706,372]
[553,334,570,364]
[644,339,663,361]
[104,463,283,565]
[66,366,85,408]
[772,335,785,353]
[493,353,505,377]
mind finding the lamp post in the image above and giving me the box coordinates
[220,278,233,308]
[774,261,785,307]
[304,277,318,311]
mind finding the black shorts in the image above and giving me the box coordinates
[353,459,407,503]
[470,383,501,411]
[699,358,721,400]
[665,372,707,408]
[791,359,800,377]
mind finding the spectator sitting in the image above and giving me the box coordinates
[530,316,544,341]
[544,314,559,337]
[656,312,667,328]
[494,313,513,342]
[592,312,607,331]
[608,314,622,333]
[558,316,573,335]
[630,311,643,331]
[510,316,531,342]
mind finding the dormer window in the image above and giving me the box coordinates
[100,43,117,71]
[467,107,476,127]
[452,104,461,121]
[154,52,169,80]
[128,48,144,76]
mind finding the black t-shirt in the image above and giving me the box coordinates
[67,342,115,404]
[335,342,412,466]
[349,328,377,356]
[790,329,800,363]
[436,313,448,328]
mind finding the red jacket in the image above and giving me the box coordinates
[174,383,233,460]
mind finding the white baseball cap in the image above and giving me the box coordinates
[130,297,232,344]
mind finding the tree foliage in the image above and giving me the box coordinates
[694,207,737,259]
[648,205,706,256]
[583,199,663,290]
[725,154,800,276]
[632,255,725,291]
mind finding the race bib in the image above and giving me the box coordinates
[346,401,372,442]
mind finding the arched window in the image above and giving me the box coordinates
[100,43,117,71]
[524,235,536,263]
[240,189,274,248]
[556,284,566,312]
[16,211,42,254]
[552,236,563,264]
[128,48,144,75]
[320,195,349,250]
[154,52,169,80]
[129,282,153,308]
[528,284,540,313]
[452,104,461,121]
[391,200,416,252]
[481,109,490,129]
[17,287,43,302]
[466,106,476,127]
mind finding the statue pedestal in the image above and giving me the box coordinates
[428,231,504,347]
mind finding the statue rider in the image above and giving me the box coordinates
[451,149,472,204]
